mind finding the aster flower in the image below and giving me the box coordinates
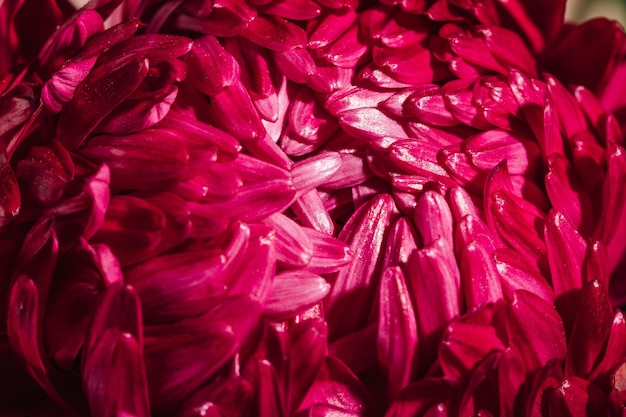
[1,0,626,416]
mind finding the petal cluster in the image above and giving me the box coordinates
[1,0,626,416]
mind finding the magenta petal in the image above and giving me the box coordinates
[299,356,369,414]
[479,27,537,76]
[508,290,567,371]
[315,23,369,69]
[589,310,626,383]
[308,9,357,50]
[385,379,456,417]
[439,310,505,380]
[264,271,330,319]
[490,190,547,274]
[493,248,554,303]
[91,195,165,266]
[80,131,190,191]
[542,18,626,92]
[273,48,317,84]
[565,280,613,379]
[0,162,21,226]
[292,190,335,236]
[408,238,461,368]
[57,57,149,150]
[292,152,343,197]
[242,15,307,51]
[464,129,542,177]
[459,235,504,309]
[377,266,418,398]
[381,217,418,271]
[549,376,608,417]
[287,87,339,145]
[82,284,149,417]
[186,35,240,96]
[303,227,353,274]
[544,209,587,298]
[209,80,266,141]
[339,107,408,145]
[262,213,313,267]
[260,0,321,20]
[42,57,98,113]
[175,377,253,417]
[545,153,594,236]
[124,250,227,324]
[389,139,455,186]
[404,84,459,127]
[324,194,394,340]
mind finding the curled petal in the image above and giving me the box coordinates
[264,271,330,319]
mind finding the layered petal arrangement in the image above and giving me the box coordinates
[1,0,626,416]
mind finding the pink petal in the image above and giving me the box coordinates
[209,80,266,141]
[459,236,504,309]
[381,217,418,270]
[404,84,459,127]
[389,139,455,186]
[464,129,542,177]
[124,250,227,324]
[264,271,330,319]
[303,227,353,274]
[82,284,149,417]
[299,356,369,414]
[259,0,321,20]
[176,377,253,417]
[441,78,493,130]
[79,131,190,191]
[57,57,149,150]
[493,248,554,303]
[314,23,369,69]
[308,9,357,50]
[262,213,314,267]
[292,190,336,236]
[0,162,21,226]
[274,47,316,85]
[287,87,339,145]
[565,280,613,379]
[377,266,418,397]
[186,35,240,96]
[545,153,594,236]
[324,194,394,340]
[339,107,409,146]
[479,26,537,76]
[508,290,567,371]
[91,195,165,266]
[242,15,307,51]
[42,57,98,113]
[549,376,608,417]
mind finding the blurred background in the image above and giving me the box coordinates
[566,0,626,26]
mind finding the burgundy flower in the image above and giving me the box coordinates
[1,0,626,416]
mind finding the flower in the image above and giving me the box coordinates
[1,0,626,416]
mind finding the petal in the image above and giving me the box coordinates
[292,190,336,236]
[0,162,21,226]
[549,376,608,417]
[303,227,353,274]
[124,250,227,324]
[209,80,266,141]
[324,194,394,340]
[82,284,149,417]
[242,15,307,51]
[57,56,150,150]
[377,266,418,397]
[565,280,613,379]
[508,290,567,371]
[339,107,409,146]
[186,35,240,96]
[264,271,330,319]
[292,152,343,197]
[262,213,313,267]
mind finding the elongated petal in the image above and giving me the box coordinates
[325,194,394,340]
[242,15,307,51]
[339,107,408,146]
[209,80,266,141]
[264,271,330,319]
[377,267,418,397]
[83,284,149,417]
[303,227,353,274]
[508,290,567,371]
[186,35,239,96]
[565,280,613,378]
[124,250,227,324]
[57,57,149,150]
[262,213,313,267]
[0,162,21,226]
